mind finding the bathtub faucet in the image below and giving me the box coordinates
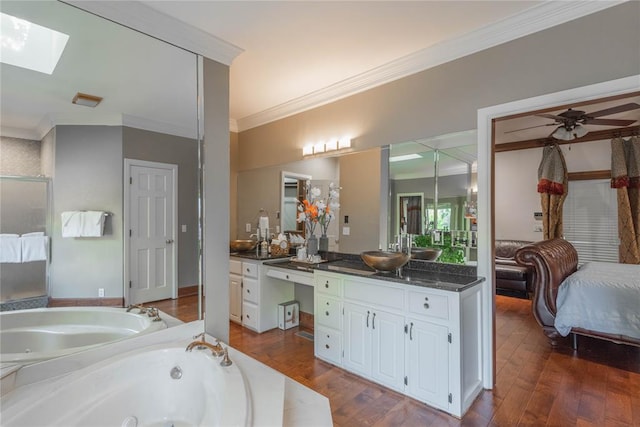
[185,333,225,357]
[125,304,162,321]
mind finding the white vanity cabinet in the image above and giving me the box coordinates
[229,259,243,324]
[312,269,483,418]
[230,257,295,333]
[342,278,406,392]
[314,272,343,365]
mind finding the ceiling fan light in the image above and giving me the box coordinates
[573,124,588,138]
[552,126,574,141]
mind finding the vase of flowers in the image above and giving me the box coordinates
[297,181,340,256]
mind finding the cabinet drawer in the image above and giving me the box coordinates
[242,302,258,330]
[242,262,258,278]
[344,279,404,311]
[315,327,341,365]
[408,290,449,320]
[229,259,242,275]
[243,277,258,304]
[316,295,341,330]
[315,274,342,297]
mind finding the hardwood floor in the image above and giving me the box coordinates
[153,295,640,426]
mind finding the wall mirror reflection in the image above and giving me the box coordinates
[389,131,478,264]
[280,171,310,237]
[0,0,202,335]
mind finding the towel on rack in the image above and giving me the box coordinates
[61,211,106,237]
[80,211,106,237]
[0,234,21,263]
[21,234,48,262]
[61,211,83,237]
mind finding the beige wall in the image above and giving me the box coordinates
[233,3,639,253]
[338,148,383,252]
[230,131,239,240]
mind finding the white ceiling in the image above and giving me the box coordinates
[0,1,631,141]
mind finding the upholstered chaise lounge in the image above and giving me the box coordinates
[495,239,534,298]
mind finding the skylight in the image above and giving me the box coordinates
[0,12,69,75]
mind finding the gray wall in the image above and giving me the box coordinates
[123,126,199,287]
[50,125,123,299]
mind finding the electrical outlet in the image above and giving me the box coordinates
[181,224,187,232]
[342,226,350,236]
[98,288,105,297]
[245,223,252,232]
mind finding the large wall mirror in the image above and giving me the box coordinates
[0,1,202,317]
[389,131,478,264]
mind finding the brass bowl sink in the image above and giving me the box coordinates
[230,239,257,252]
[410,247,442,261]
[360,251,411,272]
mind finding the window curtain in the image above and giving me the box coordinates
[537,143,568,240]
[406,196,422,234]
[611,136,640,264]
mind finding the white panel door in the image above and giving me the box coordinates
[127,161,177,304]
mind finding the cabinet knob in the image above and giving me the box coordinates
[286,275,290,280]
[325,311,330,316]
[326,301,329,306]
[247,289,251,294]
[246,314,250,318]
[325,282,329,288]
[325,344,330,349]
[424,303,430,309]
[424,296,429,301]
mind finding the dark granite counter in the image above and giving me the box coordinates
[230,252,291,261]
[262,253,484,293]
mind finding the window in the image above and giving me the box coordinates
[563,179,618,263]
[426,203,452,231]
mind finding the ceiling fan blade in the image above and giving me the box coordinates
[583,118,637,126]
[504,123,557,134]
[587,102,640,118]
[535,113,564,121]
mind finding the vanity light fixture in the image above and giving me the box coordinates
[302,137,353,157]
[72,92,103,108]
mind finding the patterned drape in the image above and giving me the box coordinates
[406,196,422,235]
[538,144,568,240]
[611,136,640,264]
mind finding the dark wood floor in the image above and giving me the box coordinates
[153,295,640,426]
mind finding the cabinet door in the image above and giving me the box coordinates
[229,273,242,324]
[371,310,405,391]
[343,302,371,376]
[405,318,449,409]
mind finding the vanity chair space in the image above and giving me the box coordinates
[229,257,295,333]
[313,270,483,418]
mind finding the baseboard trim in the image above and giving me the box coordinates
[48,297,124,307]
[178,285,199,298]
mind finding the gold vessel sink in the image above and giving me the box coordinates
[230,239,258,252]
[410,247,442,261]
[360,251,411,272]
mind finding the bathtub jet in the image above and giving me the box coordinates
[0,307,167,364]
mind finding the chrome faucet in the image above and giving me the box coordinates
[185,333,224,357]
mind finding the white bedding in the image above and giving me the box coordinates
[555,261,640,339]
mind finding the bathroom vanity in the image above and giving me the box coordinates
[313,266,483,418]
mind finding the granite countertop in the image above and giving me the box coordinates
[262,255,484,292]
[230,252,291,261]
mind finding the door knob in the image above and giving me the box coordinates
[166,239,174,244]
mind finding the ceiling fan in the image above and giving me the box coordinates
[506,102,640,141]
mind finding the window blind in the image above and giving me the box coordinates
[563,179,619,263]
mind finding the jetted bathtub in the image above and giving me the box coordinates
[1,346,251,426]
[0,307,167,364]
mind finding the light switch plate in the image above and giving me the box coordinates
[181,224,187,232]
[342,226,350,236]
[246,223,252,232]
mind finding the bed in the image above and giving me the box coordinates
[514,238,640,348]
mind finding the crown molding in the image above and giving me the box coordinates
[62,1,243,65]
[236,1,625,132]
